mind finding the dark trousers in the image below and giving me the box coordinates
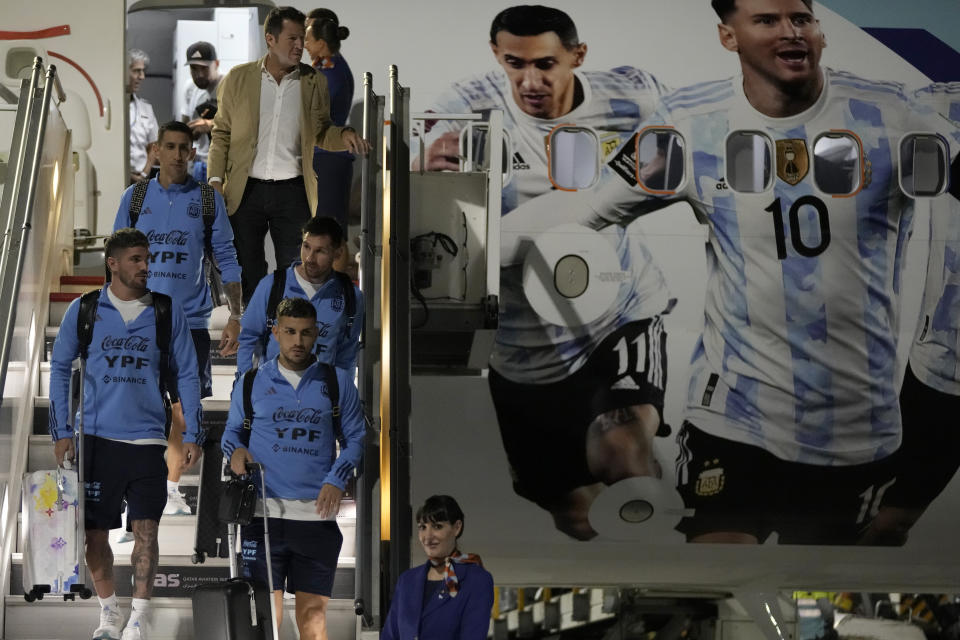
[313,150,354,228]
[231,176,311,303]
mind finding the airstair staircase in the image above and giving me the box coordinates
[4,276,362,639]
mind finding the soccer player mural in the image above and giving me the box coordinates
[418,5,674,541]
[497,0,960,545]
[396,0,960,575]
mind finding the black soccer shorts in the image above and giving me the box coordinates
[488,317,667,505]
[674,422,898,545]
[881,364,960,510]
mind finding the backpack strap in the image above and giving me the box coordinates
[199,182,216,258]
[111,180,150,283]
[76,289,102,361]
[333,271,356,331]
[266,268,287,325]
[318,362,343,445]
[260,268,288,357]
[241,366,258,446]
[128,180,150,228]
[152,292,173,394]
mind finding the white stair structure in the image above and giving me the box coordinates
[5,295,363,639]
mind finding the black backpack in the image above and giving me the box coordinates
[239,361,343,447]
[76,288,174,429]
[128,179,226,305]
[260,268,357,355]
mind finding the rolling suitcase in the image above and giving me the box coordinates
[192,419,230,563]
[191,462,279,640]
[21,356,93,602]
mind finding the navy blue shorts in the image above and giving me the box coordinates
[82,435,166,530]
[167,328,212,401]
[241,518,342,596]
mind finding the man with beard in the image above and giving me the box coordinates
[237,216,363,375]
[224,297,364,639]
[180,41,221,182]
[113,120,243,523]
[49,228,202,639]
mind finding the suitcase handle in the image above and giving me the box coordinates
[234,460,278,640]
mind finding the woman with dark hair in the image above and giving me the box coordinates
[381,495,494,640]
[305,9,355,229]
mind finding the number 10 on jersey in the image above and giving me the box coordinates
[765,195,832,260]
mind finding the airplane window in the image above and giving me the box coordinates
[726,131,773,193]
[635,128,685,193]
[548,126,600,191]
[554,254,589,298]
[900,134,949,197]
[459,123,512,184]
[813,133,861,195]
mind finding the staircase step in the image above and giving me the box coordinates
[48,293,81,327]
[9,554,356,601]
[58,275,106,295]
[59,275,105,286]
[3,360,30,400]
[3,595,359,639]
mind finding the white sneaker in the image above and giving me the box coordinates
[92,606,124,640]
[116,530,134,544]
[162,490,191,516]
[121,611,149,640]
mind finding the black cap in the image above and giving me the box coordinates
[185,41,217,66]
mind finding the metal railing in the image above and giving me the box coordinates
[0,56,72,629]
[383,64,412,610]
[355,70,385,630]
[0,61,58,378]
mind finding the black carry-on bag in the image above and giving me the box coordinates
[192,415,230,563]
[191,462,279,640]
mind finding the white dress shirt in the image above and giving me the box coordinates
[249,64,302,180]
[129,94,158,175]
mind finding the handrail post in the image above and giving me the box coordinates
[356,70,384,630]
[382,63,412,612]
[0,57,47,398]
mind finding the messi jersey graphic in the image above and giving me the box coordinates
[580,68,960,464]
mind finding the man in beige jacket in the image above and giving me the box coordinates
[208,6,367,302]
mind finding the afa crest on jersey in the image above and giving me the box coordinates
[695,462,725,497]
[776,139,809,185]
[187,202,202,219]
[332,295,344,313]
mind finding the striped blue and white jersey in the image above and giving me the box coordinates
[580,68,960,465]
[425,67,673,384]
[909,82,960,395]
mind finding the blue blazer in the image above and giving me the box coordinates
[381,561,494,640]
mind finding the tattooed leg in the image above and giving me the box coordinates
[130,519,159,599]
[85,529,115,598]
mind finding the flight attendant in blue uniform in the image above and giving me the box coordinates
[305,9,355,227]
[381,496,494,640]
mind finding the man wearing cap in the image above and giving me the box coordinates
[181,41,221,183]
